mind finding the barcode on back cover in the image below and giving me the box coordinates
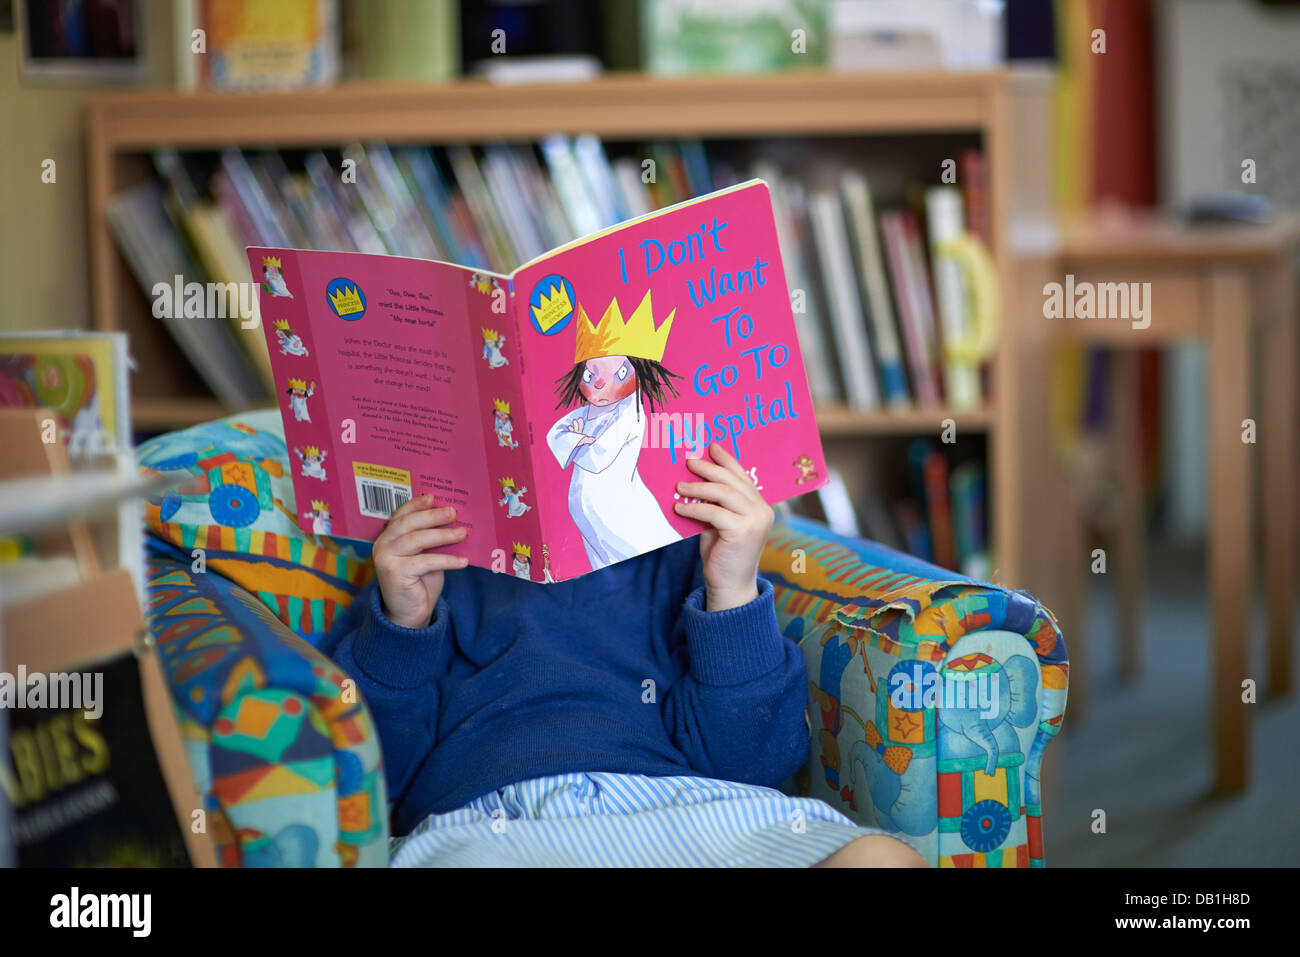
[356,479,411,519]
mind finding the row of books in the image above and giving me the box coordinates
[766,151,994,413]
[105,137,994,413]
[813,439,990,578]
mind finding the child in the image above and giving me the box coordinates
[321,442,924,867]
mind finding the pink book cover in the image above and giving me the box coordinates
[248,180,828,583]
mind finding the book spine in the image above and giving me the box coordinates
[808,190,879,411]
[921,448,955,571]
[842,173,909,408]
[761,167,839,408]
[925,186,981,411]
[901,211,945,405]
[881,211,940,407]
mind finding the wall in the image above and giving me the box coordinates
[0,4,174,333]
[1155,0,1300,539]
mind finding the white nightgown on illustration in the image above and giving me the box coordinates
[547,392,681,570]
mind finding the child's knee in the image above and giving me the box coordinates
[816,834,928,868]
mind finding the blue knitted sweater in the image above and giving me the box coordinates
[320,537,808,836]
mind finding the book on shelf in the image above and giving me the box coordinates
[105,180,268,409]
[950,458,990,579]
[0,331,131,455]
[0,405,209,866]
[880,209,943,407]
[177,0,341,91]
[154,149,276,396]
[911,438,956,571]
[808,189,881,412]
[925,185,982,411]
[2,569,210,867]
[641,0,828,75]
[891,439,988,576]
[841,172,910,408]
[247,180,828,583]
[759,165,841,409]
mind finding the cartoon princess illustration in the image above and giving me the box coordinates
[482,328,508,369]
[304,500,332,535]
[262,256,293,298]
[273,319,309,357]
[492,398,518,448]
[511,542,532,580]
[295,445,328,481]
[470,272,498,296]
[286,378,316,423]
[541,542,556,583]
[546,291,683,571]
[497,477,531,517]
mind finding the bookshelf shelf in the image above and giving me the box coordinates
[133,397,233,431]
[815,406,991,437]
[86,71,1002,149]
[85,68,1054,587]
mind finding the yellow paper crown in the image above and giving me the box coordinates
[482,328,499,341]
[273,319,291,331]
[263,256,282,268]
[531,282,574,333]
[492,398,510,415]
[574,291,675,365]
[499,476,516,489]
[287,377,308,391]
[328,283,364,316]
[310,499,327,511]
[302,445,320,456]
[512,542,531,559]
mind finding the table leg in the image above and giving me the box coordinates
[1208,269,1254,794]
[1261,256,1297,699]
[1112,350,1144,682]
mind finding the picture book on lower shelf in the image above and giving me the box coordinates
[247,180,828,583]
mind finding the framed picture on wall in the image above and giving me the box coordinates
[16,0,144,82]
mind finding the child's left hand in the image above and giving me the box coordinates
[675,443,774,612]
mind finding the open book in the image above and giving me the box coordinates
[247,180,827,583]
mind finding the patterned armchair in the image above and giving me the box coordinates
[763,516,1068,867]
[138,411,1067,867]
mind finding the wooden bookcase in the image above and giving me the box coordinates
[84,69,1054,587]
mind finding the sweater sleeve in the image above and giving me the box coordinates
[660,569,809,790]
[318,581,453,810]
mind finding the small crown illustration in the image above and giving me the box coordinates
[482,328,499,341]
[492,398,510,415]
[531,282,574,333]
[302,445,321,457]
[574,291,675,364]
[499,476,516,489]
[287,377,308,391]
[273,319,291,331]
[263,256,282,268]
[328,283,365,316]
[310,499,328,511]
[512,542,531,559]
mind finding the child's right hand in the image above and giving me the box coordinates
[373,496,469,629]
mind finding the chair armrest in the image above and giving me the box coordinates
[761,515,1068,867]
[144,539,388,867]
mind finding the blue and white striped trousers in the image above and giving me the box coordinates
[389,772,902,867]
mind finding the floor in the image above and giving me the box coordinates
[1046,540,1300,866]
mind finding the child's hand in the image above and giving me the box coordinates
[674,443,774,612]
[373,496,469,629]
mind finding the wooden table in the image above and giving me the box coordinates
[1043,212,1298,794]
